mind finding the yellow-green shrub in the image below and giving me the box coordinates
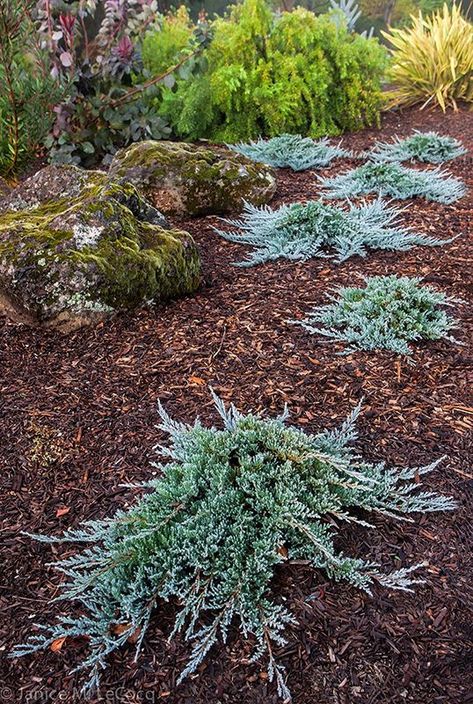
[160,0,387,142]
[142,6,195,77]
[382,3,473,110]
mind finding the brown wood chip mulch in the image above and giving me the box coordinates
[1,106,472,704]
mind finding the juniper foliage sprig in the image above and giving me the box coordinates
[228,134,351,171]
[293,274,459,355]
[320,161,466,203]
[12,391,455,699]
[365,131,466,165]
[213,199,450,267]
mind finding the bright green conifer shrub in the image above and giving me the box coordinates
[294,275,458,355]
[229,134,351,171]
[365,130,466,164]
[160,0,387,141]
[320,161,466,203]
[214,199,450,266]
[13,391,455,698]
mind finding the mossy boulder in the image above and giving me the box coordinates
[108,141,277,216]
[0,165,201,331]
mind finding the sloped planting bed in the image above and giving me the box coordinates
[1,107,472,704]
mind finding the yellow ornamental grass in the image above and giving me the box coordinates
[382,3,473,111]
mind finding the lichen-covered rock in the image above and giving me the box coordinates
[0,165,105,215]
[0,177,11,200]
[108,141,277,216]
[0,165,201,331]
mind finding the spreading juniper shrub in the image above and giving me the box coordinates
[320,161,466,203]
[293,274,459,355]
[365,130,466,165]
[228,134,351,171]
[213,199,450,266]
[12,392,455,699]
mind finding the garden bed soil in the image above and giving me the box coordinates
[1,106,472,704]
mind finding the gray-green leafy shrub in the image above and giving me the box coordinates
[320,162,466,203]
[365,131,466,164]
[228,134,351,171]
[214,199,450,266]
[12,391,455,698]
[294,274,458,355]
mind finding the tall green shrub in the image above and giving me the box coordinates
[0,0,61,177]
[160,0,388,142]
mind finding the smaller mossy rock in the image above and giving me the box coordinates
[0,165,201,331]
[107,141,277,216]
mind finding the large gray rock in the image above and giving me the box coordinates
[108,141,277,216]
[0,165,201,331]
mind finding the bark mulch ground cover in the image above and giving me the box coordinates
[1,106,472,704]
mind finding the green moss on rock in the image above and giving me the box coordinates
[108,140,277,216]
[0,165,201,330]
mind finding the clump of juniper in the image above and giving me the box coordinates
[12,391,456,699]
[293,274,458,355]
[228,134,351,171]
[365,131,466,165]
[213,199,450,267]
[320,161,466,203]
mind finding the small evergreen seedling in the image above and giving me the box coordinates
[214,199,450,266]
[365,131,466,164]
[320,162,466,203]
[13,392,455,699]
[228,134,351,171]
[294,274,458,355]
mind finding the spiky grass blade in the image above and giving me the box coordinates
[382,4,473,111]
[320,162,466,203]
[228,134,351,171]
[293,274,459,355]
[365,130,466,164]
[214,199,451,266]
[12,392,455,699]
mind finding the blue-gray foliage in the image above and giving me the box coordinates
[320,162,466,203]
[12,391,455,699]
[293,274,458,355]
[365,131,466,165]
[214,199,450,266]
[329,0,361,30]
[228,134,351,171]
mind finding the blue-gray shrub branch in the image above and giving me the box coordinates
[292,274,459,355]
[320,162,466,203]
[329,0,361,30]
[12,391,455,699]
[214,199,451,266]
